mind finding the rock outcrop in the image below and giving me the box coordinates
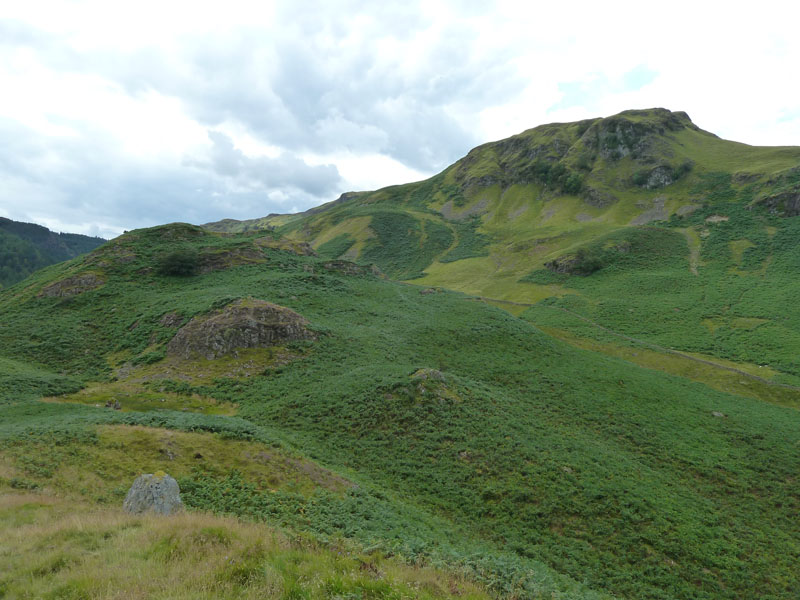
[255,237,317,256]
[759,189,800,217]
[320,260,384,278]
[123,471,184,515]
[198,245,266,273]
[167,298,315,359]
[38,272,105,298]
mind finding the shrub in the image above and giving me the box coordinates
[157,248,199,276]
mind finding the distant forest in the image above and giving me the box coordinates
[0,218,105,288]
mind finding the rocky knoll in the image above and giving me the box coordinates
[167,297,315,359]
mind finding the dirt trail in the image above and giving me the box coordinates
[678,227,701,276]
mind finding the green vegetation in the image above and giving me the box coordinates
[4,108,800,598]
[157,246,201,276]
[359,211,453,279]
[315,233,356,259]
[2,221,800,598]
[0,494,489,599]
[0,218,105,288]
[440,218,490,263]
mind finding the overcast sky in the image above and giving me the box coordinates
[1,1,799,238]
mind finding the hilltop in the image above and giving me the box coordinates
[0,217,106,288]
[1,221,799,598]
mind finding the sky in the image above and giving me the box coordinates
[1,1,799,239]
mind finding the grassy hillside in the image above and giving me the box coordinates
[0,217,105,288]
[0,493,489,600]
[203,108,800,397]
[2,223,799,598]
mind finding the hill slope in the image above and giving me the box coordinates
[1,223,799,598]
[0,217,106,288]
[207,108,800,390]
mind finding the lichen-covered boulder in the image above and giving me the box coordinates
[123,471,184,515]
[166,297,316,359]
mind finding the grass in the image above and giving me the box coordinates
[0,493,490,600]
[3,223,800,597]
[540,326,800,409]
[0,424,350,502]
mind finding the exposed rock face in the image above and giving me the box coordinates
[583,187,618,208]
[642,166,675,189]
[759,189,800,217]
[159,312,183,327]
[198,245,266,274]
[167,298,315,359]
[255,237,317,256]
[38,272,105,298]
[123,472,184,515]
[440,198,490,221]
[412,368,445,381]
[545,255,582,274]
[631,196,668,225]
[321,260,384,278]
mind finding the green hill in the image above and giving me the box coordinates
[0,217,106,288]
[1,222,799,598]
[206,108,800,393]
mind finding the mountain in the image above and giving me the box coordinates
[207,108,800,391]
[0,217,106,288]
[1,221,799,598]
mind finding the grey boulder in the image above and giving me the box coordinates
[123,471,184,515]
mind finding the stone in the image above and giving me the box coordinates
[631,196,668,225]
[254,237,317,256]
[711,411,726,418]
[123,471,184,515]
[159,312,183,327]
[167,298,315,359]
[198,245,266,274]
[412,368,445,381]
[321,260,383,278]
[38,272,105,298]
[759,189,800,217]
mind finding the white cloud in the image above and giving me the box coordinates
[0,0,798,237]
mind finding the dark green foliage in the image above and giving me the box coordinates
[360,212,453,279]
[156,247,200,276]
[439,218,490,263]
[440,183,468,208]
[520,159,584,194]
[692,171,737,202]
[571,247,604,274]
[0,219,105,288]
[0,230,49,288]
[315,234,355,259]
[0,217,105,259]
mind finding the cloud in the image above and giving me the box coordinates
[200,130,341,197]
[549,65,659,112]
[0,117,339,238]
[0,1,799,237]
